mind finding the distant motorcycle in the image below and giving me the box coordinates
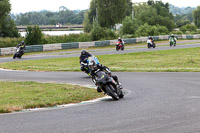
[169,38,176,46]
[147,39,156,49]
[116,42,124,51]
[95,71,124,100]
[13,47,24,59]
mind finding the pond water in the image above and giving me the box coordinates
[19,30,83,37]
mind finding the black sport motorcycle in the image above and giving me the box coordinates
[13,47,24,59]
[95,71,124,100]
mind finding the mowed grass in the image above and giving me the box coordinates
[0,81,103,113]
[0,47,200,72]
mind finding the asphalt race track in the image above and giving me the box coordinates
[0,40,200,133]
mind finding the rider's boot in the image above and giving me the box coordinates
[97,87,102,93]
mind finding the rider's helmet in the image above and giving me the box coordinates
[148,36,152,40]
[118,37,121,40]
[88,59,97,71]
[171,34,174,37]
[21,41,25,45]
[81,50,86,56]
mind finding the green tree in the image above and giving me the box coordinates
[0,16,19,37]
[180,24,197,33]
[83,12,92,33]
[0,0,19,37]
[25,26,43,45]
[176,20,191,28]
[96,0,130,28]
[121,16,138,34]
[133,1,175,31]
[193,6,200,28]
[91,21,116,41]
[0,0,10,26]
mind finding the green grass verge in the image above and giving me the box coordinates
[1,47,200,72]
[0,81,103,113]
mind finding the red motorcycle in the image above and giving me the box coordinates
[116,42,124,51]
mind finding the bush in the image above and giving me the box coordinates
[121,16,138,35]
[180,24,197,33]
[25,25,42,45]
[135,23,169,37]
[170,30,183,35]
[41,33,92,44]
[0,37,23,48]
[91,22,116,41]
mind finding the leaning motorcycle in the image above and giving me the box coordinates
[169,38,176,46]
[147,39,156,49]
[95,71,124,100]
[116,42,124,51]
[13,47,24,59]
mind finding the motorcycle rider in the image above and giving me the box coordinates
[16,41,26,54]
[79,50,92,74]
[148,36,154,43]
[118,37,124,46]
[147,36,155,46]
[88,58,123,93]
[169,34,177,44]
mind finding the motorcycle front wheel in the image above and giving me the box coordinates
[13,53,17,59]
[116,46,119,51]
[105,84,119,100]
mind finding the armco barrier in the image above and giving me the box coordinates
[43,44,61,51]
[25,45,43,52]
[158,35,169,40]
[123,39,131,44]
[62,43,72,49]
[1,34,200,56]
[110,40,116,45]
[1,47,15,55]
[71,43,79,48]
[103,41,110,46]
[186,35,193,39]
[95,41,104,47]
[79,42,93,48]
[130,38,136,43]
[136,37,148,43]
[153,36,159,41]
[32,45,43,52]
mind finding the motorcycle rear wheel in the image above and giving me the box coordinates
[121,45,124,51]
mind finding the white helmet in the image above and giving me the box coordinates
[88,57,97,71]
[118,37,121,39]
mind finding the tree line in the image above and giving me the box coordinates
[1,0,200,41]
[12,7,87,25]
[83,0,200,40]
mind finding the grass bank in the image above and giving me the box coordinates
[0,81,103,113]
[0,47,200,72]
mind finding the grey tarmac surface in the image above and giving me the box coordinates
[0,40,200,133]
